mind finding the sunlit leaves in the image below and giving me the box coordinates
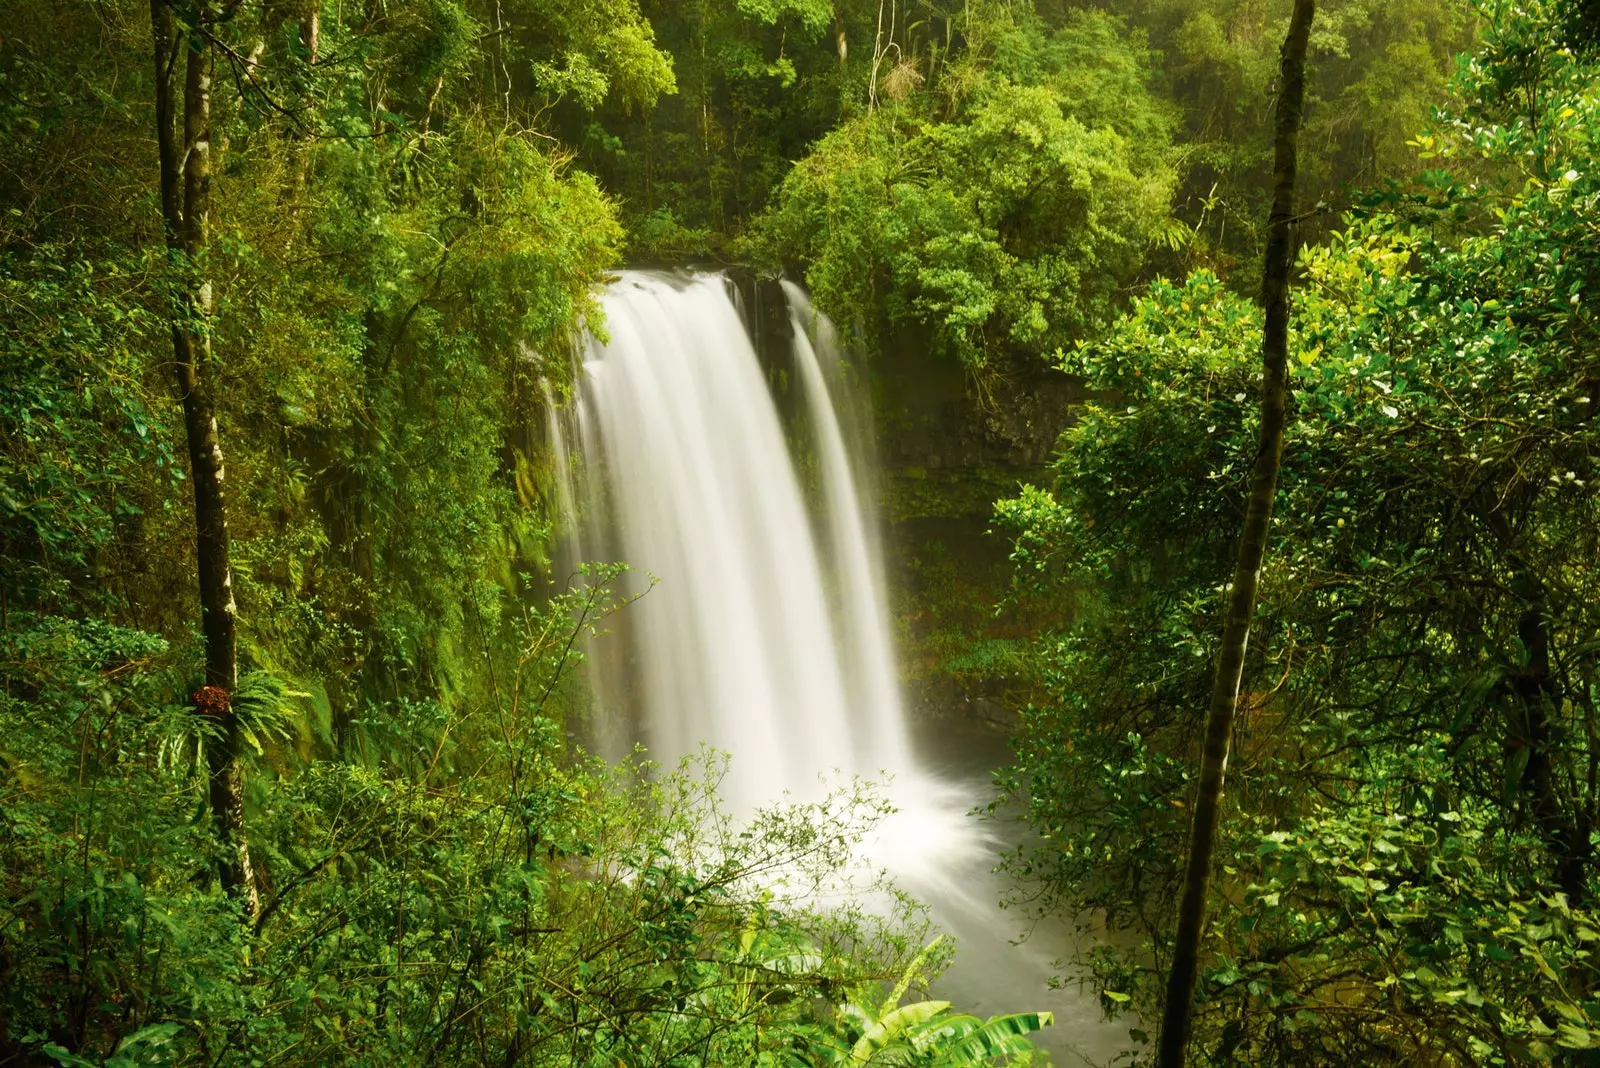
[757,13,1177,371]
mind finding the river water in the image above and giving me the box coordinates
[551,270,1129,1065]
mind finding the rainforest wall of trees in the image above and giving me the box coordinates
[4,0,1600,1064]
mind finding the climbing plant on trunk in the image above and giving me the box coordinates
[1155,2,1315,1064]
[149,0,257,915]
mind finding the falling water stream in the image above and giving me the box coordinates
[551,271,1127,1065]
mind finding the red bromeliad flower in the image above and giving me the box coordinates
[192,685,230,717]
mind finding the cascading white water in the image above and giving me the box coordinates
[553,270,977,861]
[782,281,908,774]
[565,271,890,810]
[552,270,1128,1064]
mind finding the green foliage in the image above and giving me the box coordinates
[0,250,176,605]
[735,0,835,35]
[0,590,979,1066]
[16,0,1599,1065]
[989,9,1177,159]
[996,4,1600,1061]
[230,671,312,756]
[1216,766,1600,1063]
[0,0,1087,1064]
[586,0,1474,287]
[522,0,677,112]
[1079,0,1478,276]
[754,8,1177,372]
[576,0,859,245]
[799,938,1053,1065]
[0,0,645,730]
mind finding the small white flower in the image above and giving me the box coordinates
[1233,392,1247,403]
[1381,404,1399,419]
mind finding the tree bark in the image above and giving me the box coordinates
[301,6,319,65]
[1155,3,1314,1064]
[150,0,258,915]
[1504,556,1591,905]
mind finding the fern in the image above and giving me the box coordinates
[231,671,310,756]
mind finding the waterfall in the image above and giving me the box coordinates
[782,281,909,774]
[553,269,976,857]
[550,271,1128,1063]
[554,269,1012,902]
[559,270,897,811]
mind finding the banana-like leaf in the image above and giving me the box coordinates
[880,935,944,1016]
[910,1012,982,1051]
[851,1000,952,1065]
[941,1011,1054,1064]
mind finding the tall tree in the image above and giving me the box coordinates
[1156,2,1314,1063]
[149,0,257,914]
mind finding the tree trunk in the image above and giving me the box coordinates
[301,7,319,65]
[1155,2,1314,1064]
[150,0,258,916]
[1504,555,1591,905]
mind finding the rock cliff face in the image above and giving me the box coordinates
[874,324,1081,473]
[870,328,1079,733]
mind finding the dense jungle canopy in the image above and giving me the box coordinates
[4,0,1600,1065]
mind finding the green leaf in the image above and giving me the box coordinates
[850,1001,952,1064]
[42,1046,100,1068]
[943,1012,1054,1063]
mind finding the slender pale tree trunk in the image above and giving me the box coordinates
[301,5,319,65]
[150,0,258,916]
[1155,2,1314,1063]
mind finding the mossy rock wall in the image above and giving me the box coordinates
[871,330,1082,731]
